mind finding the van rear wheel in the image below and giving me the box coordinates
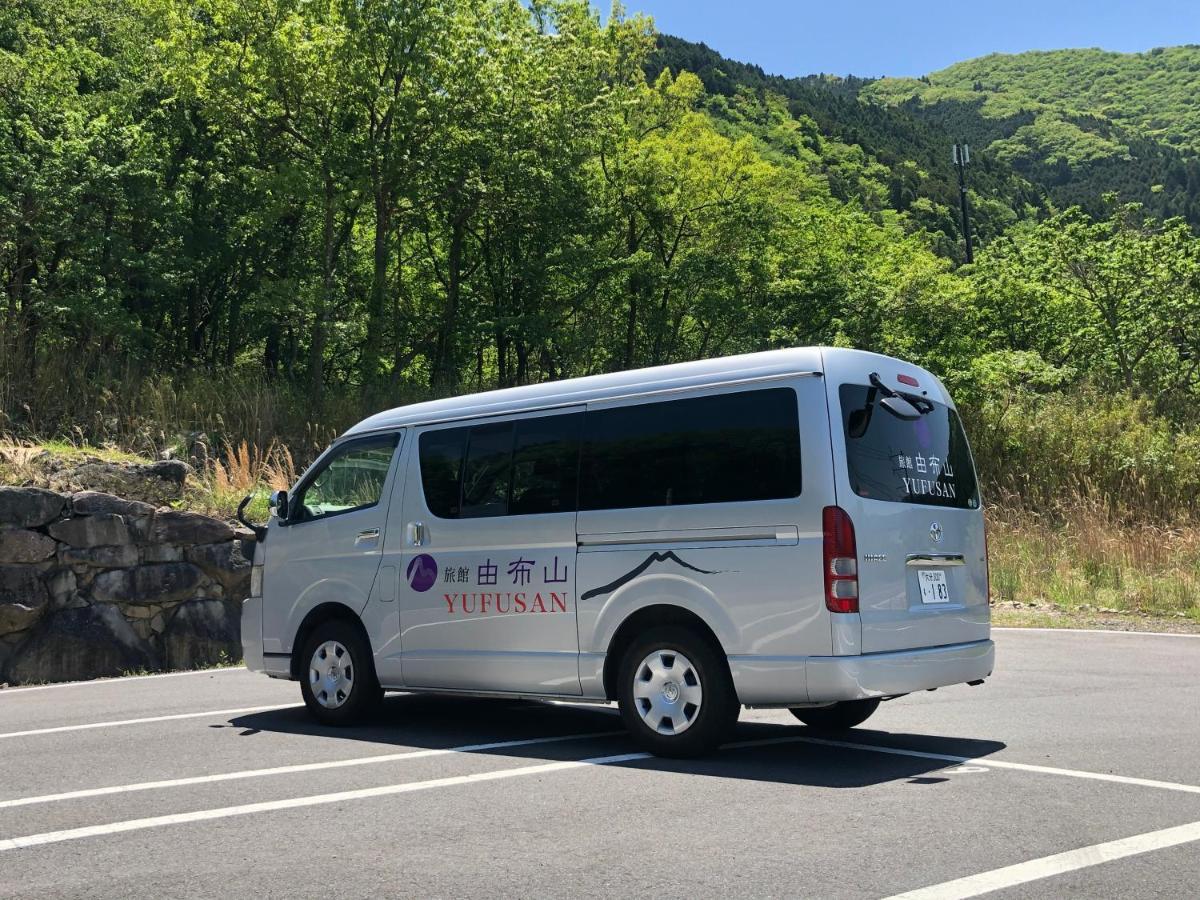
[299,620,382,726]
[616,626,737,758]
[790,698,880,731]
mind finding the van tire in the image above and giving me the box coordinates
[789,698,880,731]
[616,626,738,758]
[298,619,383,726]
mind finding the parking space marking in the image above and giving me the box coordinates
[0,732,887,851]
[0,749,653,852]
[5,721,1194,813]
[788,735,1200,796]
[884,819,1200,899]
[0,730,624,809]
[2,725,1197,854]
[993,627,1200,639]
[0,667,246,695]
[0,704,299,740]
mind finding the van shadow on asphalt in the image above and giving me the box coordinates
[226,694,1006,789]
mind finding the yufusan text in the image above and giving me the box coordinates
[901,476,957,499]
[443,592,570,614]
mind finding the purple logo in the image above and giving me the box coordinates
[407,554,438,592]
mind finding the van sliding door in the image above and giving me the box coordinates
[396,409,584,695]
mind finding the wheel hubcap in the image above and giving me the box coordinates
[309,640,354,710]
[632,649,702,735]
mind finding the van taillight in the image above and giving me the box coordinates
[823,506,859,614]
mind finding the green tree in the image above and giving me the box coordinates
[972,203,1200,404]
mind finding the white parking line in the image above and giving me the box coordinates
[788,735,1200,796]
[11,725,1194,812]
[0,732,866,851]
[0,704,298,740]
[0,667,246,695]
[0,730,624,809]
[0,748,653,851]
[994,627,1200,639]
[884,819,1200,899]
[6,728,1197,853]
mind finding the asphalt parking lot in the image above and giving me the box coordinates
[1,628,1198,899]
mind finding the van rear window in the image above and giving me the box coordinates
[839,384,979,509]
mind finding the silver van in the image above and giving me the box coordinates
[240,348,993,757]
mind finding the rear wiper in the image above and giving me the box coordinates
[868,372,933,419]
[848,373,934,438]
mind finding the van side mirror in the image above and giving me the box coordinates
[236,494,268,542]
[269,489,290,522]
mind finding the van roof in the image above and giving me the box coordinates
[342,346,924,437]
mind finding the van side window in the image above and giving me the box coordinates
[511,413,582,515]
[291,434,398,522]
[418,412,582,518]
[579,388,801,511]
[419,427,468,518]
[460,422,514,518]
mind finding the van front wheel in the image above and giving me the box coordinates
[790,698,880,731]
[616,626,737,758]
[299,620,382,726]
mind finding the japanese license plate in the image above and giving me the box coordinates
[917,569,951,604]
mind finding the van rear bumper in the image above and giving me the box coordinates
[805,639,994,702]
[729,639,994,706]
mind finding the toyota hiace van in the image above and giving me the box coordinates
[240,348,993,757]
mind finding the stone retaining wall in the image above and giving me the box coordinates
[0,487,251,685]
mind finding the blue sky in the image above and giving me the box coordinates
[602,0,1200,78]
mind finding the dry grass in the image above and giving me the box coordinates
[190,440,299,520]
[0,363,389,465]
[986,489,1200,624]
[211,440,297,495]
[0,438,300,522]
[0,438,164,491]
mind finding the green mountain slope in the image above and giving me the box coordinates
[864,47,1200,224]
[649,35,1051,257]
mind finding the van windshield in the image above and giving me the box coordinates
[839,383,979,509]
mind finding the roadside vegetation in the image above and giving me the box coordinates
[4,2,1200,631]
[987,500,1200,630]
[5,429,1200,631]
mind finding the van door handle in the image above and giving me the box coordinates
[355,528,380,545]
[408,521,425,547]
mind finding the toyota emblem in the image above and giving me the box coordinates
[929,522,943,543]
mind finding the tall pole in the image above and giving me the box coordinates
[953,141,973,263]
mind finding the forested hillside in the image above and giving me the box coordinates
[4,1,1200,521]
[1,0,989,455]
[648,35,1051,255]
[864,47,1200,225]
[7,1,1200,621]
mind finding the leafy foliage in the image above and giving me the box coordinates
[6,2,1200,533]
[1,0,973,438]
[649,35,1050,256]
[865,47,1200,226]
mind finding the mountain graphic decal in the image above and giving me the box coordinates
[580,551,721,601]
